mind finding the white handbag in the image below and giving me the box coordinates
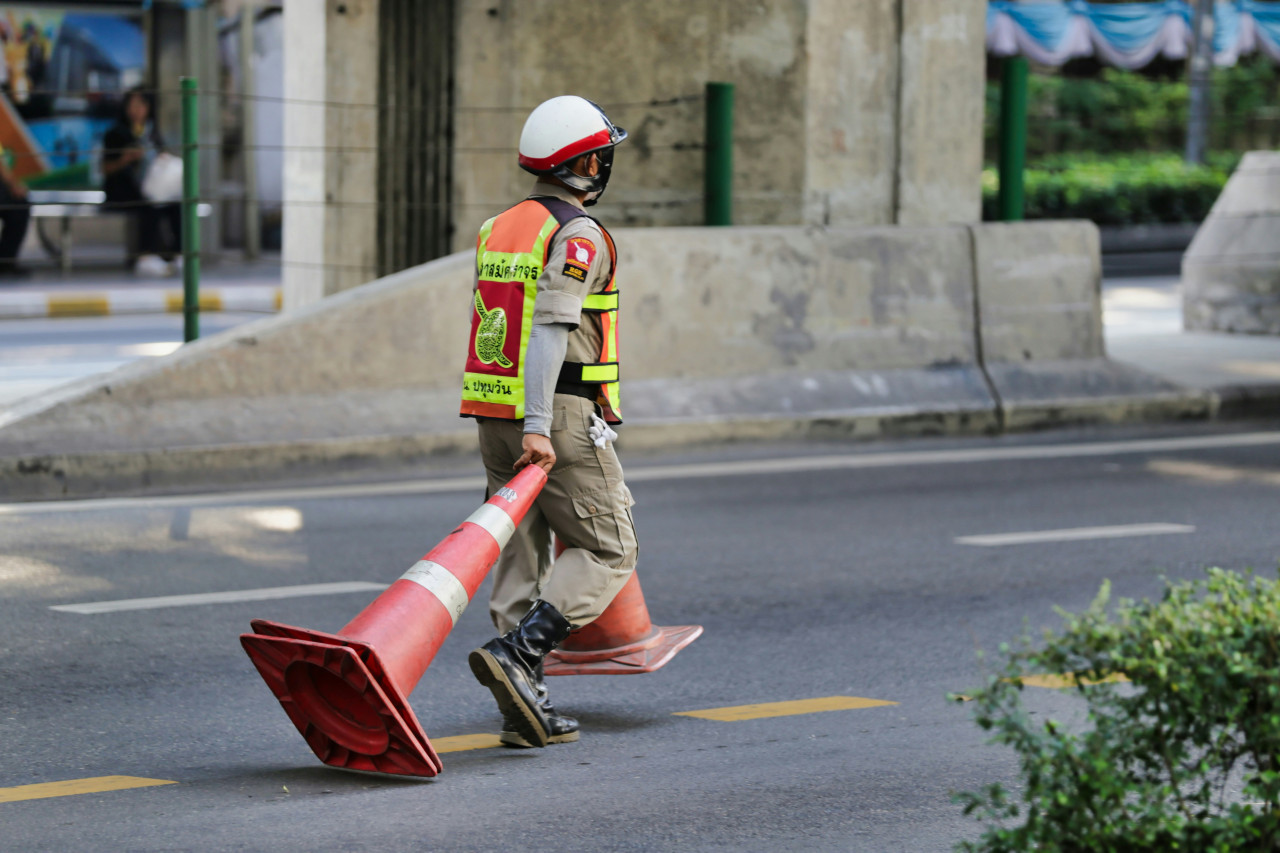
[141,152,184,202]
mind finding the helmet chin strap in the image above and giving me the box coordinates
[549,162,599,194]
[548,148,614,206]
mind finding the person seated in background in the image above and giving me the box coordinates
[100,87,181,276]
[0,141,30,279]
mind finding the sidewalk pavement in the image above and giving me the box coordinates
[0,255,282,318]
[1103,276,1280,417]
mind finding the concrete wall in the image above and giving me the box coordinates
[453,0,811,241]
[452,0,986,252]
[1183,151,1280,335]
[275,0,987,307]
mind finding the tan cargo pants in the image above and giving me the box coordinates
[477,393,639,634]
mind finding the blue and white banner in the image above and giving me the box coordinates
[987,1,1280,68]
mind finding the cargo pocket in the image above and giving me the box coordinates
[568,483,638,568]
[549,403,588,471]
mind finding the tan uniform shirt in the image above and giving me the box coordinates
[527,181,613,366]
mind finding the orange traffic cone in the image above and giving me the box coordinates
[543,539,702,676]
[240,465,547,778]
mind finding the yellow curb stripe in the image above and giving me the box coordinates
[0,775,176,804]
[1018,672,1129,689]
[431,734,505,753]
[674,695,898,722]
[165,292,223,313]
[47,295,109,317]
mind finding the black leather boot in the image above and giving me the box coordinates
[469,600,572,748]
[499,663,580,748]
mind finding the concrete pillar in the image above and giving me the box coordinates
[803,0,985,228]
[802,0,899,226]
[283,0,380,310]
[895,0,986,226]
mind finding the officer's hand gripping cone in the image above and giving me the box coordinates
[239,465,547,778]
[542,538,703,676]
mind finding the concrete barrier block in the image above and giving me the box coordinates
[970,220,1103,363]
[622,365,998,443]
[988,359,1214,430]
[1183,152,1280,335]
[969,221,1207,427]
[616,224,979,379]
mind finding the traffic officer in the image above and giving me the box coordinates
[461,96,636,749]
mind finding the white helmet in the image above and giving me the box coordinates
[518,95,627,205]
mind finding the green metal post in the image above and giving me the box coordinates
[997,56,1028,222]
[181,77,200,342]
[704,82,733,226]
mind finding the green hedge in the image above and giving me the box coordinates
[956,569,1280,852]
[981,153,1239,226]
[985,58,1280,161]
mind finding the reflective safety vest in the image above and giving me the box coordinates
[459,196,622,424]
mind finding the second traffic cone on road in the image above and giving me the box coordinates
[239,465,547,778]
[543,539,702,676]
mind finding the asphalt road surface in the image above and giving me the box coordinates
[3,423,1279,851]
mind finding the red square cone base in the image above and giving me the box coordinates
[543,624,703,676]
[241,619,441,777]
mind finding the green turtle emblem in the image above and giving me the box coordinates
[474,290,514,368]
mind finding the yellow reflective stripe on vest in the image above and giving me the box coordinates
[582,291,618,312]
[579,362,619,383]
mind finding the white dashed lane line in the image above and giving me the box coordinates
[50,581,389,615]
[955,522,1195,547]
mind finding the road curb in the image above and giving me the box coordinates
[0,287,281,318]
[1213,383,1280,420]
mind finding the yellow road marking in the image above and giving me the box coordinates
[47,295,109,317]
[674,695,898,722]
[0,775,176,804]
[1018,672,1129,689]
[432,733,505,753]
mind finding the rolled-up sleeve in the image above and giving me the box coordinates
[533,289,583,326]
[532,218,607,327]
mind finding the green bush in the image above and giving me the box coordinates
[981,152,1238,225]
[955,569,1280,852]
[985,58,1280,162]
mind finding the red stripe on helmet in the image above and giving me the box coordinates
[519,129,614,172]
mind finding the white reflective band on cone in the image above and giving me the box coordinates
[400,560,470,626]
[464,503,517,549]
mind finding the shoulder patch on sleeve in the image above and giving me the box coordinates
[561,237,597,281]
